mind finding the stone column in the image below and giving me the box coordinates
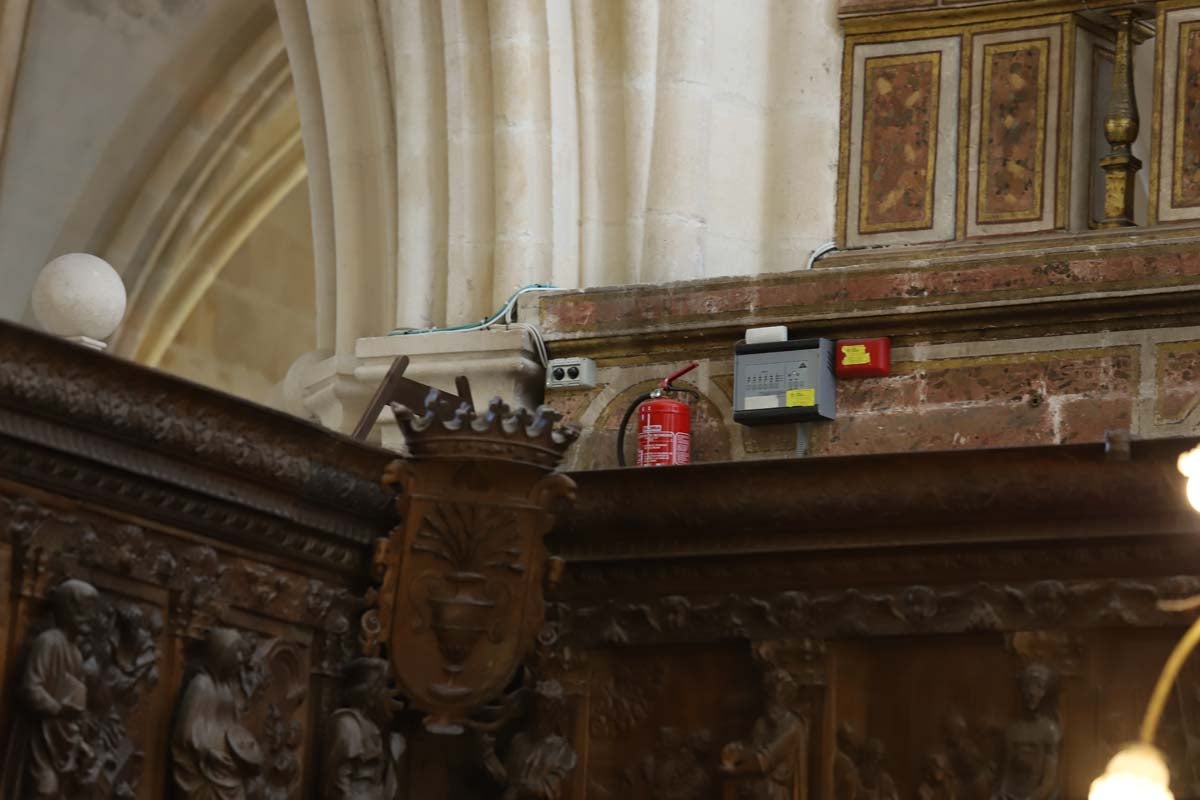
[275,0,844,433]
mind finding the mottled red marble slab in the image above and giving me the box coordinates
[977,39,1049,224]
[1173,22,1200,208]
[859,51,941,234]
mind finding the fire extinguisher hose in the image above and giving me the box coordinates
[616,391,656,467]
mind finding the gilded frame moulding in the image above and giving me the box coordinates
[843,35,962,247]
[838,13,1080,250]
[975,37,1052,224]
[1171,19,1200,208]
[858,50,944,234]
[1149,3,1200,224]
[840,0,1162,35]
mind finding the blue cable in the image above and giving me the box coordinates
[387,283,558,336]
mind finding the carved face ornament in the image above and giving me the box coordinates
[53,578,100,638]
[1019,664,1051,712]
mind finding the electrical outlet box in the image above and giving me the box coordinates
[546,357,597,390]
[733,338,835,425]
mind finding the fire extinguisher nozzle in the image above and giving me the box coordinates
[660,361,700,389]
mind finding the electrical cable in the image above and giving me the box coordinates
[616,391,655,467]
[806,239,835,271]
[387,284,558,368]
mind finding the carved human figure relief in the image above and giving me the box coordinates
[834,725,899,800]
[1,579,100,799]
[640,726,714,800]
[323,657,406,800]
[172,628,263,800]
[481,680,578,800]
[938,711,995,800]
[721,666,809,800]
[917,753,958,800]
[88,600,162,797]
[855,739,900,800]
[993,663,1060,800]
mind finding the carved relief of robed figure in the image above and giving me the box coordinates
[172,627,263,800]
[2,579,100,800]
[993,663,1060,800]
[720,666,809,800]
[323,657,406,800]
[482,680,578,800]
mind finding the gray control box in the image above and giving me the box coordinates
[545,357,598,390]
[733,338,835,425]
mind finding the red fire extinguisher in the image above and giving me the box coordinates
[617,362,700,467]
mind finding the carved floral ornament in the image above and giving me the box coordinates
[362,391,579,734]
[557,576,1200,647]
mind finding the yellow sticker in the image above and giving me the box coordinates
[841,344,871,366]
[786,388,815,407]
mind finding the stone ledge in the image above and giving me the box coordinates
[533,229,1200,360]
[838,0,1137,30]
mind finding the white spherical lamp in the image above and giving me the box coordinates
[31,253,127,348]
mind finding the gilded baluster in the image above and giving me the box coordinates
[1099,9,1151,227]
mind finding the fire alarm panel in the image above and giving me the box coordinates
[835,338,891,378]
[733,338,835,425]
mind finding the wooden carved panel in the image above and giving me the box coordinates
[0,577,170,800]
[0,490,364,800]
[582,646,758,800]
[172,625,312,800]
[828,628,1200,800]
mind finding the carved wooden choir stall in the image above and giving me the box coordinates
[2,319,1200,799]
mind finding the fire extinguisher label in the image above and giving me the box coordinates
[638,428,691,467]
[637,397,692,467]
[674,431,690,463]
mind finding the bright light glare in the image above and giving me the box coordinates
[1090,745,1173,800]
[1188,477,1200,513]
[1179,446,1200,512]
[1179,446,1200,478]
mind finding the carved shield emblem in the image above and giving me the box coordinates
[357,398,578,734]
[364,398,578,732]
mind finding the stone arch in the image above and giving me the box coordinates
[105,18,306,368]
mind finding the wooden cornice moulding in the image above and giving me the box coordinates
[0,321,394,557]
[552,437,1200,563]
[0,424,373,573]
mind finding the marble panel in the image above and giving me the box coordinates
[859,51,941,234]
[845,36,960,247]
[966,25,1062,237]
[1153,6,1200,223]
[1172,21,1200,209]
[976,38,1050,224]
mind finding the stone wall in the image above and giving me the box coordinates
[533,228,1200,470]
[158,181,317,408]
[277,0,845,352]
